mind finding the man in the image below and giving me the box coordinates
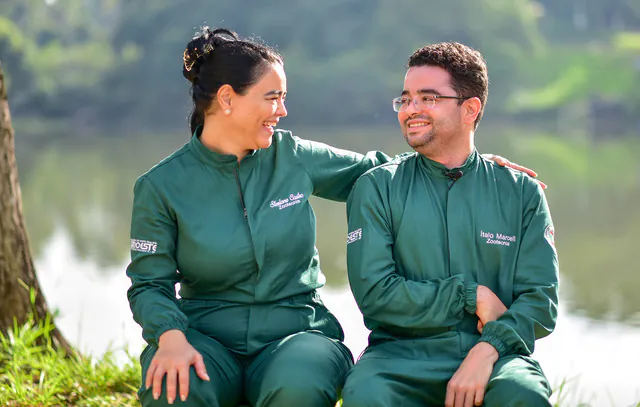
[341,42,558,407]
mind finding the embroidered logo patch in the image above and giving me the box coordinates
[347,228,363,244]
[480,230,516,247]
[544,225,555,247]
[270,192,305,210]
[131,239,158,253]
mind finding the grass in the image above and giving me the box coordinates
[0,315,140,407]
[1,316,638,407]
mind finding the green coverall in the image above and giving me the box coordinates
[126,129,391,407]
[342,151,559,407]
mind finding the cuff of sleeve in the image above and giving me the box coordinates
[463,282,478,314]
[152,321,189,345]
[479,321,508,357]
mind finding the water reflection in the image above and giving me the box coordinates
[17,135,187,270]
[15,127,640,405]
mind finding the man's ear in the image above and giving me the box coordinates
[462,97,482,125]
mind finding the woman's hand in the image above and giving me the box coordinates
[146,330,210,404]
[482,154,547,189]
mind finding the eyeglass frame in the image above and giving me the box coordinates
[392,94,470,112]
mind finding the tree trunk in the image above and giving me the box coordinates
[0,62,72,353]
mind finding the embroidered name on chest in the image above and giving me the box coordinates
[480,230,516,247]
[270,192,305,210]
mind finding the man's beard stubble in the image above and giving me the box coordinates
[404,123,440,157]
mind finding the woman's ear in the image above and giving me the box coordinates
[217,84,234,112]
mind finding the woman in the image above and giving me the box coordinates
[126,27,540,407]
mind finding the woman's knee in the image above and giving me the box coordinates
[251,333,353,407]
[138,369,218,407]
[138,330,244,407]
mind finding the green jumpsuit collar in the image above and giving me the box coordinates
[189,126,259,169]
[417,149,480,179]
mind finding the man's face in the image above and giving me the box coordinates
[397,66,464,154]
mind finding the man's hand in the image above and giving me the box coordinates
[445,342,499,407]
[475,285,507,327]
[146,330,210,404]
[482,154,547,189]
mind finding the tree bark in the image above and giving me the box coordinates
[0,62,72,353]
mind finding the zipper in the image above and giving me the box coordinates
[233,164,259,276]
[233,165,248,219]
[444,183,452,278]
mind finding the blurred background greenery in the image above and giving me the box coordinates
[2,0,640,133]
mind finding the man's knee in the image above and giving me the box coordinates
[342,384,384,407]
[341,366,388,407]
[485,355,552,407]
[484,378,552,407]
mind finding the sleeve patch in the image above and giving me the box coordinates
[347,228,363,244]
[544,225,555,247]
[131,239,158,253]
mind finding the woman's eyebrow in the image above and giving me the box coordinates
[264,90,286,97]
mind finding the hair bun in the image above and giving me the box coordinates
[182,27,239,83]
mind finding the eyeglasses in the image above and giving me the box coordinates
[392,95,469,112]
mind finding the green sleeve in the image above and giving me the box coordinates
[479,183,559,356]
[346,173,478,330]
[293,135,393,202]
[125,176,188,345]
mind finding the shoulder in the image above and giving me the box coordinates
[480,156,544,200]
[134,141,192,189]
[351,152,417,195]
[359,152,416,181]
[269,128,309,157]
[271,128,296,145]
[273,128,352,156]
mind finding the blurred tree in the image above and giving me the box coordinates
[0,0,118,125]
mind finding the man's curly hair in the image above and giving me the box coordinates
[407,42,488,128]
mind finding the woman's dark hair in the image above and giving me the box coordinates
[182,27,283,134]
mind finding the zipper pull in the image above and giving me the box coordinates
[243,208,248,219]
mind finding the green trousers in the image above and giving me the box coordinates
[341,334,552,407]
[137,292,353,407]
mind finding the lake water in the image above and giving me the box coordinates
[15,126,640,406]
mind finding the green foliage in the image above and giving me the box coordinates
[613,31,640,51]
[510,45,638,111]
[3,0,638,129]
[0,316,140,407]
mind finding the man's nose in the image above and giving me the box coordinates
[404,99,421,115]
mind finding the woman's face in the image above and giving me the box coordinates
[229,62,288,151]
